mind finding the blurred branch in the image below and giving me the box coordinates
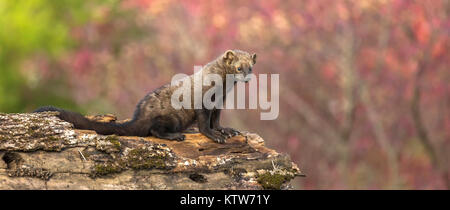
[409,2,449,188]
[411,61,438,166]
[342,5,400,188]
[283,88,343,142]
[336,25,358,144]
[360,83,400,188]
[411,46,449,189]
[411,58,449,189]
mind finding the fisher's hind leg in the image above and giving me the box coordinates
[150,127,185,141]
[149,116,185,141]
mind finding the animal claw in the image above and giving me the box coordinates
[215,136,226,144]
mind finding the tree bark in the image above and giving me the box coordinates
[0,112,302,190]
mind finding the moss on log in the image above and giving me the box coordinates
[0,112,303,190]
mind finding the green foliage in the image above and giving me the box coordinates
[0,0,69,58]
[0,0,120,113]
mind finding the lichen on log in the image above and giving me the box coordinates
[0,112,303,190]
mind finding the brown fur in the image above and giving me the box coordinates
[34,50,257,143]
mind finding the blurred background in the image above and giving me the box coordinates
[0,0,448,189]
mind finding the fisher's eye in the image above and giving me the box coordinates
[237,67,242,72]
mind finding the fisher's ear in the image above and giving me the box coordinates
[251,53,257,65]
[222,50,236,65]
